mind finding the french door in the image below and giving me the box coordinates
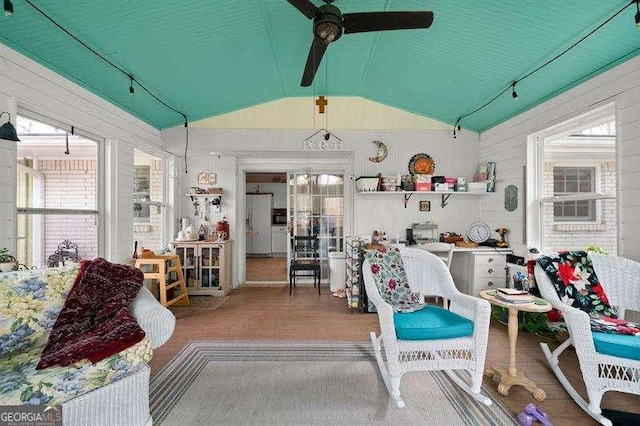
[287,172,344,280]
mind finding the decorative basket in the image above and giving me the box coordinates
[356,176,380,192]
[455,240,478,248]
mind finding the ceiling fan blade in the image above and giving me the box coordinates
[287,0,321,20]
[343,11,434,34]
[301,37,328,87]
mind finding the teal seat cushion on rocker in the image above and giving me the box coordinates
[394,305,474,340]
[592,332,640,361]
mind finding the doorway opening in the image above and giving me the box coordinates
[245,172,288,283]
[244,170,345,284]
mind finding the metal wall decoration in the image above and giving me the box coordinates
[368,140,388,163]
[504,184,518,212]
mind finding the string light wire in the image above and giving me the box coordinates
[454,0,637,136]
[22,0,191,171]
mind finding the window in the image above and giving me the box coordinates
[553,167,596,222]
[527,103,617,254]
[132,149,165,251]
[16,114,101,268]
[134,165,151,222]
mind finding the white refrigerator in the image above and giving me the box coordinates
[246,193,273,257]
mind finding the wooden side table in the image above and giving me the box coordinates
[479,289,552,401]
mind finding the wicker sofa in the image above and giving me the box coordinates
[0,264,175,426]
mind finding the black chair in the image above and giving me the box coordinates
[289,236,321,295]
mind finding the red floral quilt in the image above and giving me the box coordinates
[537,251,640,336]
[36,258,146,369]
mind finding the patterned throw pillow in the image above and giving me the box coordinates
[365,245,426,313]
[537,250,616,317]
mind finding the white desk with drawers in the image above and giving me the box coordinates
[449,247,513,296]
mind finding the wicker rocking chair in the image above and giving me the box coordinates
[362,246,492,408]
[535,253,640,426]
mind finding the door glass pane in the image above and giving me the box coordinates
[289,172,344,280]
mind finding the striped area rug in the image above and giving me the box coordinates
[150,341,517,425]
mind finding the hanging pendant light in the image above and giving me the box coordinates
[0,112,20,141]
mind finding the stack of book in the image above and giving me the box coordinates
[495,288,534,304]
[472,161,496,192]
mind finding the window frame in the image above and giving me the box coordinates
[15,111,105,264]
[550,164,600,223]
[526,103,617,252]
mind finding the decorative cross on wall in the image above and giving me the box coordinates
[315,96,328,114]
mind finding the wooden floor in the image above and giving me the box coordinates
[151,285,639,425]
[245,256,287,282]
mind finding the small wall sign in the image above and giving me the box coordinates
[197,171,217,185]
[419,201,431,212]
[302,138,343,151]
[504,184,518,212]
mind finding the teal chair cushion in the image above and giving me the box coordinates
[394,305,474,340]
[592,332,640,361]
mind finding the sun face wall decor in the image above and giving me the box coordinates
[408,153,435,175]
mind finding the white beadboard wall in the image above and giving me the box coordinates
[191,97,451,131]
[0,42,163,261]
[0,96,17,252]
[163,127,482,285]
[176,154,238,242]
[479,56,640,261]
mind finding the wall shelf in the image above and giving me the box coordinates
[186,193,222,202]
[355,190,494,208]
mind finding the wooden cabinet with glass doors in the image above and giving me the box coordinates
[173,240,233,296]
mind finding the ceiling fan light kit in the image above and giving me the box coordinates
[288,0,433,87]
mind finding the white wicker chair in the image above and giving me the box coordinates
[534,254,640,426]
[362,247,492,408]
[415,242,455,307]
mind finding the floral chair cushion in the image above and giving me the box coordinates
[537,251,640,336]
[365,245,426,313]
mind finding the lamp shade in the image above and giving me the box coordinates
[0,112,20,141]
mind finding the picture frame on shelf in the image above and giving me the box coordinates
[419,201,431,212]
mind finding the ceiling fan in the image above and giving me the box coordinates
[287,0,434,87]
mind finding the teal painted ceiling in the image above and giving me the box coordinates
[0,0,638,131]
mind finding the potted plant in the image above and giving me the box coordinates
[0,247,17,272]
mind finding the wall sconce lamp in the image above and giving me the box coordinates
[0,112,20,141]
